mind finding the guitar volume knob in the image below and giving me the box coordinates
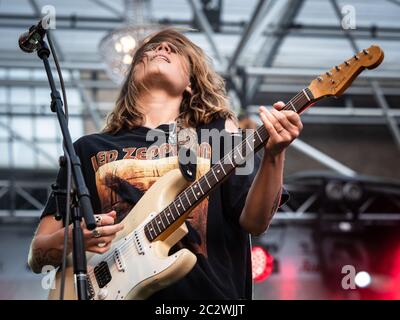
[97,288,108,300]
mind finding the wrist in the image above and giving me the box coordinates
[262,150,285,165]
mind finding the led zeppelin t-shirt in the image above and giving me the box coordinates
[41,115,288,300]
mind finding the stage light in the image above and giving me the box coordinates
[325,181,343,201]
[343,182,363,202]
[251,246,274,283]
[338,221,352,232]
[355,271,371,288]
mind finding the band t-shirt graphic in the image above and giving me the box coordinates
[41,116,288,299]
[92,129,212,257]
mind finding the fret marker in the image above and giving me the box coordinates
[197,192,200,196]
[217,170,220,173]
[178,204,181,207]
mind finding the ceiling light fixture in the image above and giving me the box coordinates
[99,0,161,84]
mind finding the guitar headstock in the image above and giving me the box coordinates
[308,45,384,100]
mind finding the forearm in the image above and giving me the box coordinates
[239,151,285,235]
[28,228,68,274]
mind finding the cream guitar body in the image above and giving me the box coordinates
[48,168,196,300]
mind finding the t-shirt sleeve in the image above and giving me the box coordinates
[40,139,85,221]
[220,131,290,227]
[41,164,68,220]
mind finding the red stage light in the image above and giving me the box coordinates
[251,246,274,282]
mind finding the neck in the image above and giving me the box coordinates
[138,89,182,129]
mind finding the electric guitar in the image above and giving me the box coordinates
[48,45,384,300]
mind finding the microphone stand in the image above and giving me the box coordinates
[36,38,96,300]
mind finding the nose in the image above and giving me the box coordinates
[155,42,171,54]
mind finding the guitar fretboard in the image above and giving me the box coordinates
[144,88,314,242]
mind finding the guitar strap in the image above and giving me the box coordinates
[169,118,198,182]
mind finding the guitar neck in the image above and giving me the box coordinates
[144,88,315,242]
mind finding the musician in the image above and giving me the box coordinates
[28,28,303,299]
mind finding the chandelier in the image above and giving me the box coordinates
[99,0,161,84]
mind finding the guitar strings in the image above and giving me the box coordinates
[86,91,311,284]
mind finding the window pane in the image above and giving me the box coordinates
[12,141,35,168]
[0,141,9,166]
[69,118,84,141]
[12,104,32,114]
[0,124,9,139]
[0,87,6,103]
[32,69,47,80]
[9,68,30,80]
[10,87,30,105]
[11,117,33,140]
[66,89,82,107]
[34,88,51,105]
[0,68,6,79]
[36,142,58,168]
[35,118,57,140]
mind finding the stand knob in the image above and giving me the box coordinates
[97,288,108,300]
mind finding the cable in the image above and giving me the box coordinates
[46,30,72,299]
[59,148,72,300]
[46,30,69,121]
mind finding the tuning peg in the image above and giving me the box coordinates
[335,66,341,71]
[317,76,323,82]
[330,79,335,84]
[354,55,359,60]
[326,71,332,76]
[344,61,350,66]
[363,49,369,55]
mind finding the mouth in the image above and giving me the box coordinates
[151,54,170,63]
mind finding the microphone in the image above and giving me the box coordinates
[18,18,47,53]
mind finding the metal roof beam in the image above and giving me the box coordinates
[227,0,275,71]
[0,121,58,165]
[187,0,224,65]
[330,0,400,149]
[293,139,356,177]
[244,67,400,81]
[245,0,304,105]
[70,71,104,131]
[90,0,124,19]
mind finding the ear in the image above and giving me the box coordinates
[184,83,192,95]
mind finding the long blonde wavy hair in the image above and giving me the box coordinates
[103,28,236,134]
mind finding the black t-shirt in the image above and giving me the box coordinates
[41,116,288,300]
